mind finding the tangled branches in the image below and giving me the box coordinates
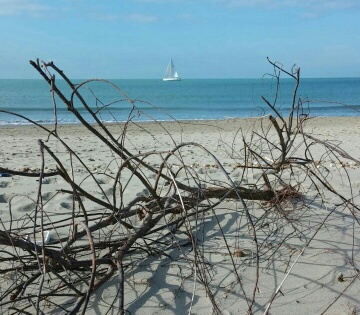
[0,58,359,314]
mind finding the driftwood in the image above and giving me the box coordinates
[0,58,358,314]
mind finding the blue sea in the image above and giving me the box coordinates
[0,78,359,125]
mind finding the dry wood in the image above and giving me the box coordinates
[0,58,358,315]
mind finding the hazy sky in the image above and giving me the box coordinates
[0,0,359,79]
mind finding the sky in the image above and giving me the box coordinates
[0,0,359,79]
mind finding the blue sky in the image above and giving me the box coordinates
[0,0,359,79]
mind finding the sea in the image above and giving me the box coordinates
[0,78,359,125]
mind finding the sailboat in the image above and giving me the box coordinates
[163,58,181,81]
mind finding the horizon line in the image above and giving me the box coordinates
[1,76,360,80]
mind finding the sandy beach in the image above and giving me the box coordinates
[0,116,359,314]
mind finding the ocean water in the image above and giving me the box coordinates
[0,78,359,125]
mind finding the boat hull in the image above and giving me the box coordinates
[163,78,181,81]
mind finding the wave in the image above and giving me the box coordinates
[1,78,360,126]
[1,101,359,114]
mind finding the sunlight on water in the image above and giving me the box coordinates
[0,78,359,125]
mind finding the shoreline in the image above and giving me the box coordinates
[1,115,360,129]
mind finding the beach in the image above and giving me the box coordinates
[0,116,360,314]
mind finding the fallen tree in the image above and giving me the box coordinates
[0,58,358,314]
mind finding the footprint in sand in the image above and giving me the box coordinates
[95,178,107,185]
[0,181,11,188]
[95,174,115,185]
[41,177,58,185]
[41,192,55,201]
[60,202,73,209]
[0,194,10,203]
[1,195,36,212]
[104,187,114,196]
[18,201,37,212]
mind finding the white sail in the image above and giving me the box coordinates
[163,58,181,81]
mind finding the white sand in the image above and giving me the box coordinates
[0,117,359,314]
